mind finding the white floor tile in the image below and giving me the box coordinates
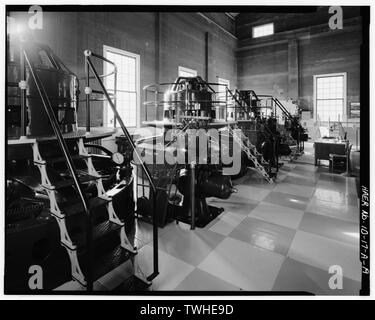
[198,237,284,291]
[136,244,195,290]
[313,187,358,206]
[157,224,225,266]
[274,182,315,198]
[176,268,242,291]
[306,198,359,223]
[287,231,361,281]
[209,210,248,236]
[235,185,272,201]
[249,202,304,229]
[316,180,357,195]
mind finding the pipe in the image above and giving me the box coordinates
[190,162,196,230]
[20,42,27,137]
[85,56,91,133]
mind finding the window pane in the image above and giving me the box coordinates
[253,23,274,38]
[104,48,138,127]
[179,70,195,77]
[107,92,137,127]
[316,99,343,122]
[316,75,345,122]
[217,78,229,101]
[178,67,197,77]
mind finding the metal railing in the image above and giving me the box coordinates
[84,50,159,282]
[224,89,280,173]
[84,52,117,131]
[257,95,305,151]
[21,42,94,291]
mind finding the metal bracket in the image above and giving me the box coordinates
[132,251,152,286]
[46,189,63,218]
[32,142,46,165]
[65,247,86,286]
[54,216,77,250]
[35,163,56,189]
[119,226,137,254]
[106,200,124,226]
[96,178,107,198]
[77,138,89,156]
[33,143,58,188]
[77,139,100,177]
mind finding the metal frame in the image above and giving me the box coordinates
[22,44,94,291]
[84,50,159,282]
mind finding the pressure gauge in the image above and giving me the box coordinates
[111,152,125,165]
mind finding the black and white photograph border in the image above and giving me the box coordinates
[0,0,373,299]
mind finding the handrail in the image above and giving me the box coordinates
[143,79,228,94]
[256,95,299,124]
[226,88,279,173]
[84,50,159,281]
[236,89,260,103]
[227,88,276,138]
[22,45,94,291]
[85,51,118,130]
[273,97,302,128]
[225,87,251,119]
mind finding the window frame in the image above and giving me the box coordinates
[178,66,197,77]
[313,72,347,123]
[252,23,274,38]
[216,77,230,120]
[217,77,230,100]
[103,45,140,128]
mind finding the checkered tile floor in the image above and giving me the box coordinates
[131,143,361,295]
[58,143,361,294]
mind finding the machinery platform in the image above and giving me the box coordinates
[8,127,116,145]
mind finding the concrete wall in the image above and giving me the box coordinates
[236,7,362,125]
[9,8,363,145]
[236,7,361,38]
[9,11,237,128]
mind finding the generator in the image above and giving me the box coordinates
[137,76,236,228]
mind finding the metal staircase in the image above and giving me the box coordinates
[225,88,274,183]
[263,96,306,156]
[20,43,156,291]
[228,126,274,184]
[32,138,142,287]
[84,49,159,286]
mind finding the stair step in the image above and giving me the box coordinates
[70,220,123,250]
[61,196,110,217]
[42,154,90,165]
[46,172,100,190]
[93,220,122,240]
[78,245,134,284]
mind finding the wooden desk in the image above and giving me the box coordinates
[314,139,347,166]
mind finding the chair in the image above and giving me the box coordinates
[329,142,352,173]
